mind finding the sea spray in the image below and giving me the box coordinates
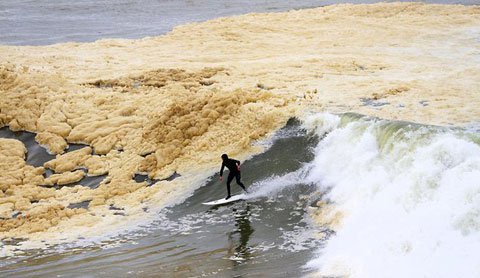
[246,168,310,200]
[304,114,480,278]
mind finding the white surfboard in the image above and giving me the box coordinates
[202,194,246,206]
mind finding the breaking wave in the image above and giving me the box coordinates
[303,113,480,278]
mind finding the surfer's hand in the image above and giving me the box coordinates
[219,176,223,181]
[237,165,241,171]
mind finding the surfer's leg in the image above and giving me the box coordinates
[226,174,234,199]
[235,172,247,192]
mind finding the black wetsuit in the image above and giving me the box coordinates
[220,158,246,197]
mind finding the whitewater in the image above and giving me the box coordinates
[301,113,480,277]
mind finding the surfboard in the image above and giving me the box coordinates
[202,194,246,206]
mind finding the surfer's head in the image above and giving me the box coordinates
[221,154,228,161]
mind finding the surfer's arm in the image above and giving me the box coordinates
[220,162,225,177]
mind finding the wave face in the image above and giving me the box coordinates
[304,113,480,277]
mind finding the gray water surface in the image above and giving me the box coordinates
[1,0,477,46]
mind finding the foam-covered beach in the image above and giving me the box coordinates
[1,2,479,276]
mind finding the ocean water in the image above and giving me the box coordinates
[0,0,477,46]
[1,0,480,277]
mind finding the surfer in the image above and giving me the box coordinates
[219,154,247,199]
